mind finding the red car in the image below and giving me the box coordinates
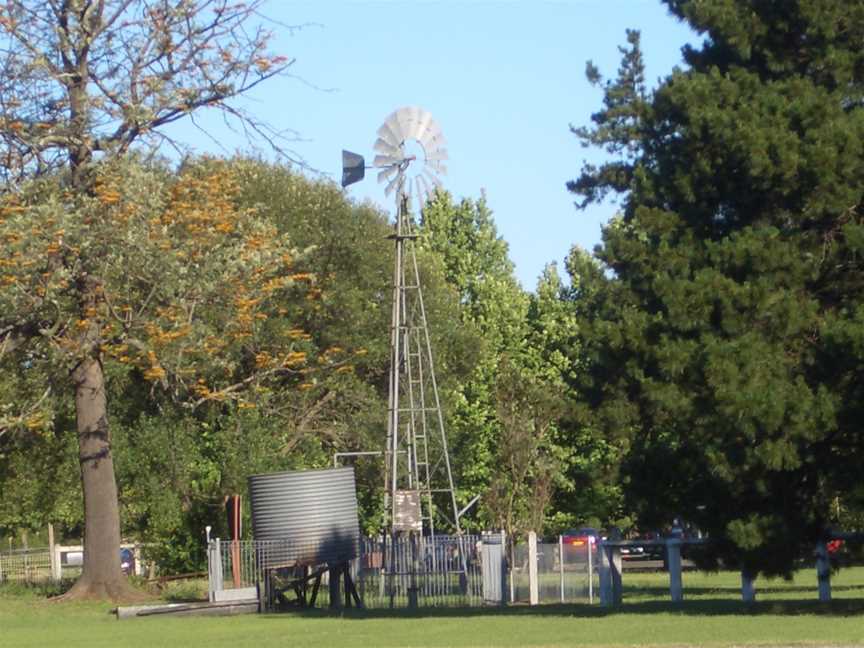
[561,527,602,552]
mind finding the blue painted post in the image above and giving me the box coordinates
[667,538,683,602]
[816,541,831,602]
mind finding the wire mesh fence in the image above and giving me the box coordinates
[0,548,53,584]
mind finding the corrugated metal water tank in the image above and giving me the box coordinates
[248,466,360,568]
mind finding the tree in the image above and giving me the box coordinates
[526,258,630,531]
[570,3,864,576]
[0,1,297,598]
[419,191,531,529]
[1,156,328,598]
[483,355,565,539]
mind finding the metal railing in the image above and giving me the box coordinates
[209,534,485,608]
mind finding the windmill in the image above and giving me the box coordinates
[341,107,464,544]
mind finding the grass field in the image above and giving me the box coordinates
[2,568,864,648]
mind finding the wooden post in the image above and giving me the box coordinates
[815,541,831,602]
[22,531,29,583]
[329,563,343,609]
[667,538,683,602]
[741,570,756,602]
[587,536,594,604]
[47,524,60,582]
[528,531,539,605]
[133,544,143,577]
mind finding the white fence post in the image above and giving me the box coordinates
[587,537,593,604]
[598,542,611,607]
[47,524,58,582]
[667,538,683,602]
[815,541,831,602]
[51,543,62,581]
[558,535,564,603]
[208,538,224,602]
[528,531,539,605]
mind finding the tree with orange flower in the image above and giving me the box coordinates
[0,0,300,600]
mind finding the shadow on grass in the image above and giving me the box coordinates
[627,584,864,597]
[260,597,864,621]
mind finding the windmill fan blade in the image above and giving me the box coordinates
[374,137,401,157]
[384,172,402,198]
[413,109,434,142]
[423,169,442,189]
[417,174,431,203]
[428,133,448,151]
[403,106,426,140]
[419,123,443,148]
[425,149,449,162]
[378,166,398,183]
[373,154,402,167]
[379,113,405,146]
[395,108,417,144]
[415,176,430,208]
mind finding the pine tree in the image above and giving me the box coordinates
[570,1,864,576]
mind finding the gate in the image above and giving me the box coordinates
[481,533,506,605]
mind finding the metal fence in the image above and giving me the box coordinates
[511,538,596,604]
[210,534,485,608]
[359,534,483,608]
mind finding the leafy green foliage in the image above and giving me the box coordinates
[569,1,864,575]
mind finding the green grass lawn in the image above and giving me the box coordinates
[2,568,864,648]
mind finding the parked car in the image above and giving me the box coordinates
[632,530,665,560]
[561,527,603,553]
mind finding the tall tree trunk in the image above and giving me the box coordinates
[60,277,136,601]
[62,355,131,599]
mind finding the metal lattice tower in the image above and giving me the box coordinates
[384,191,461,539]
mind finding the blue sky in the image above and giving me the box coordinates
[174,1,698,289]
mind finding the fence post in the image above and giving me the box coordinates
[587,536,593,604]
[815,541,831,602]
[505,530,514,604]
[52,544,63,582]
[598,542,611,606]
[610,545,622,605]
[209,538,224,602]
[207,540,215,602]
[47,524,57,582]
[558,535,564,603]
[667,538,683,602]
[528,531,539,605]
[741,569,756,602]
